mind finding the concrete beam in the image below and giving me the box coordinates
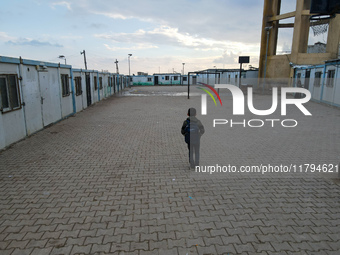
[279,23,295,28]
[268,11,296,21]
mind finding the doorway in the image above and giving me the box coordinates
[86,74,92,106]
[192,76,197,85]
[38,71,60,126]
[305,69,310,90]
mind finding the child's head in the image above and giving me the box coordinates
[187,107,196,117]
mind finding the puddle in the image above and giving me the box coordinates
[123,90,201,97]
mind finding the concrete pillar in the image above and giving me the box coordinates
[259,0,281,78]
[291,0,310,63]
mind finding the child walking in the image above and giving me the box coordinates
[181,108,205,169]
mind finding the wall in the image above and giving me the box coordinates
[181,76,188,85]
[132,76,154,86]
[0,61,26,149]
[307,43,326,54]
[243,70,259,88]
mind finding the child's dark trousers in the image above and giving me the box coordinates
[188,141,200,167]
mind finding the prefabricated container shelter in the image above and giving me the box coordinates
[153,73,181,85]
[0,56,127,150]
[195,69,258,87]
[294,59,340,107]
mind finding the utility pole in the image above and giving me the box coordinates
[115,59,120,92]
[128,54,132,76]
[114,59,119,74]
[80,50,87,70]
[128,54,132,86]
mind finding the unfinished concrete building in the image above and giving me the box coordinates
[258,0,340,87]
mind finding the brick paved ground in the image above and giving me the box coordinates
[0,85,339,255]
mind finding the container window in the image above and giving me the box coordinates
[75,76,82,96]
[326,70,335,87]
[94,76,98,90]
[99,77,103,90]
[0,74,21,113]
[61,74,70,97]
[314,71,322,87]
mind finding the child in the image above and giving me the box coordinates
[181,108,205,169]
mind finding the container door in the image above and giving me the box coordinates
[86,74,91,106]
[39,71,60,126]
[192,76,197,85]
[21,67,43,135]
[305,69,310,90]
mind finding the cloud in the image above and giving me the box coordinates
[3,0,288,73]
[213,50,239,65]
[280,42,292,54]
[7,38,63,48]
[104,43,158,51]
[1,32,63,47]
[95,26,252,52]
[0,31,16,41]
[91,11,132,20]
[60,35,83,40]
[80,0,270,45]
[89,23,107,29]
[51,1,72,10]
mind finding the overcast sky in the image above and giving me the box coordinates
[1,0,320,75]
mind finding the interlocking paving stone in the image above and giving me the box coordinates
[11,248,33,255]
[31,247,53,255]
[0,86,340,254]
